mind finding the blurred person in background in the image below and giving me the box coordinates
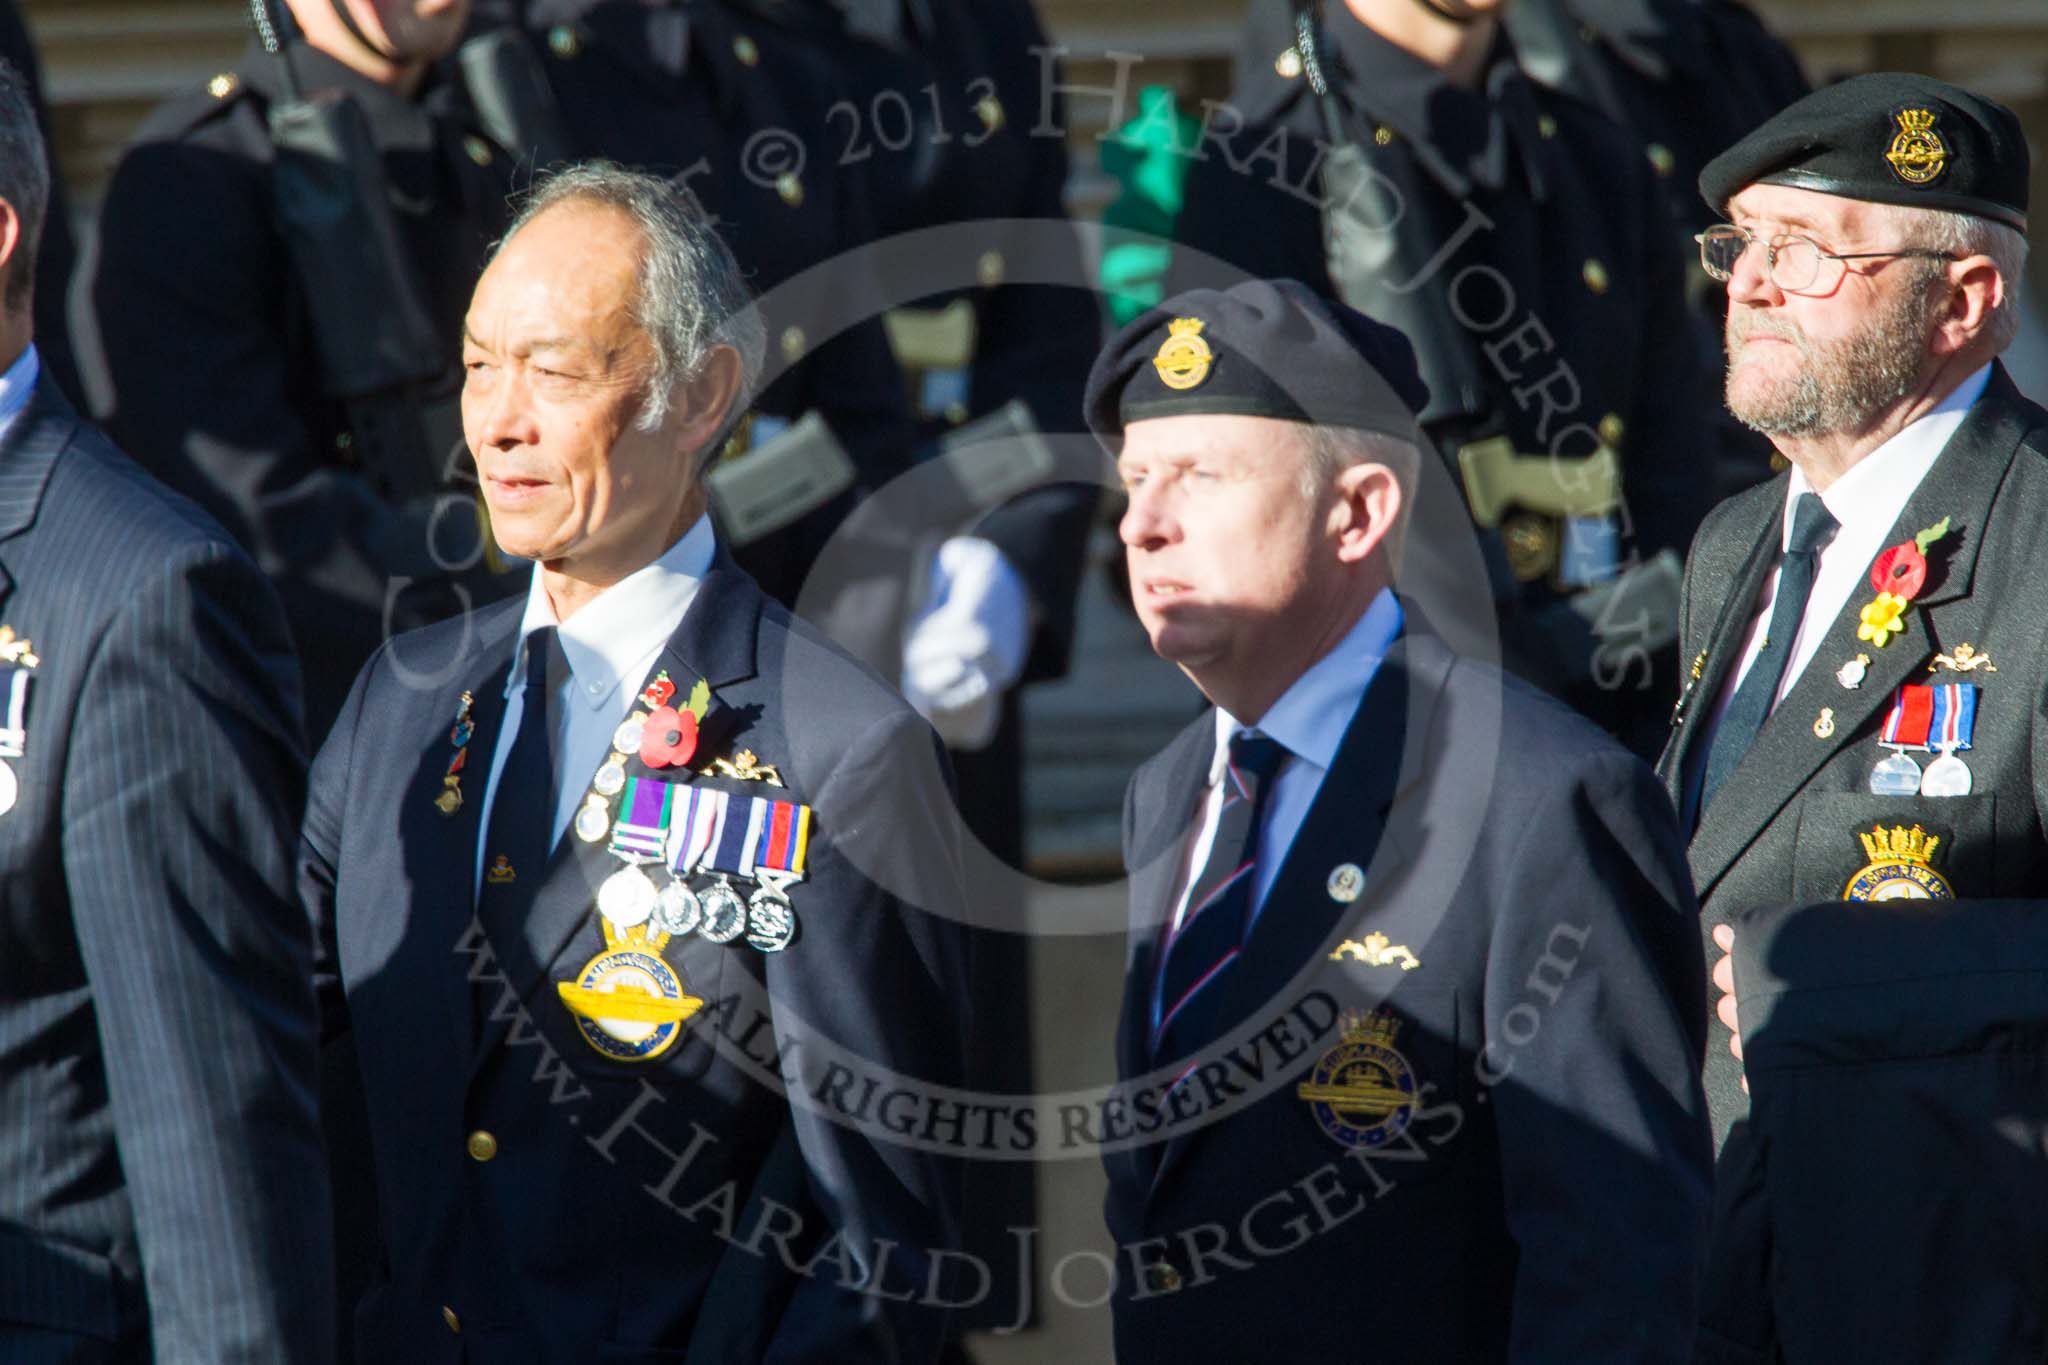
[1175,0,1721,762]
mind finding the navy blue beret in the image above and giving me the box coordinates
[1084,279,1430,443]
[1700,73,2028,232]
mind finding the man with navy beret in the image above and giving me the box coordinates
[1095,278,1711,1363]
[1655,74,2048,1361]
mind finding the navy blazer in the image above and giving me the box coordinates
[1105,622,1712,1364]
[0,375,332,1362]
[300,547,970,1364]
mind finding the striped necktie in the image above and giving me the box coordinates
[1152,731,1289,1069]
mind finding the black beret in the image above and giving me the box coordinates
[1084,278,1430,444]
[1700,73,2028,233]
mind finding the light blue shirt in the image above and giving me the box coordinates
[1170,587,1405,936]
[474,514,717,893]
[0,344,41,444]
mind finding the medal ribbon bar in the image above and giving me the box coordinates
[1929,682,1977,751]
[610,778,673,860]
[1881,684,1936,749]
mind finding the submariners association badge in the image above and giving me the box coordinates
[1843,822,1955,901]
[1294,1009,1420,1151]
[1151,317,1215,391]
[1884,107,1948,186]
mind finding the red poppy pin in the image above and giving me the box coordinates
[639,677,712,769]
[1858,516,1950,649]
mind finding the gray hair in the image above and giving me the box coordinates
[496,161,765,441]
[1297,423,1420,500]
[1883,203,2030,351]
[0,59,48,314]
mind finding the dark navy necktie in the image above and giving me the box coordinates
[1695,493,1837,821]
[478,626,560,923]
[1151,731,1289,1070]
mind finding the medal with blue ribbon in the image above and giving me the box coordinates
[697,792,813,952]
[739,796,811,952]
[656,783,727,937]
[1919,682,1977,797]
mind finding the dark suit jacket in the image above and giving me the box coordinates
[1657,363,2048,1142]
[0,375,332,1362]
[299,548,969,1364]
[1106,621,1711,1364]
[1697,898,2048,1365]
[1657,367,2048,1363]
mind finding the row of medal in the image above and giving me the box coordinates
[1869,681,1976,797]
[584,759,813,954]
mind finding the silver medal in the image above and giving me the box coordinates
[1869,750,1924,796]
[1919,749,1973,797]
[592,759,627,797]
[745,895,795,953]
[0,759,15,816]
[612,716,646,755]
[699,879,747,943]
[654,880,703,936]
[575,798,612,843]
[597,865,656,927]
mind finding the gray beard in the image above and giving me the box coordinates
[1724,279,1941,439]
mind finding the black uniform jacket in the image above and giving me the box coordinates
[797,0,1102,685]
[1106,618,1711,1364]
[1173,14,1714,568]
[1693,897,2048,1365]
[300,547,971,1364]
[87,44,517,742]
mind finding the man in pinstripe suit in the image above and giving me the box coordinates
[0,62,334,1364]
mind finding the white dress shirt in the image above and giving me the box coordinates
[1707,363,1990,736]
[1168,588,1405,938]
[474,514,717,892]
[0,344,40,441]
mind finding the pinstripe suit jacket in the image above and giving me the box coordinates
[0,375,333,1363]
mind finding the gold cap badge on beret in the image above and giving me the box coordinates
[1151,317,1214,391]
[1885,108,1948,186]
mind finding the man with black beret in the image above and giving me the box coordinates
[1097,278,1711,1363]
[1653,73,2048,1361]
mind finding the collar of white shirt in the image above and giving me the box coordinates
[1785,362,1991,548]
[507,512,718,706]
[0,344,41,443]
[1208,586,1405,782]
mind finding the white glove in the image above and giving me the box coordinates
[901,537,1032,751]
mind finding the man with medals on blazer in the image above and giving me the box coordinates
[299,163,970,1363]
[1654,76,2048,1362]
[1092,279,1711,1363]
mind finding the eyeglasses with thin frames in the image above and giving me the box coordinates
[1695,224,1957,293]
